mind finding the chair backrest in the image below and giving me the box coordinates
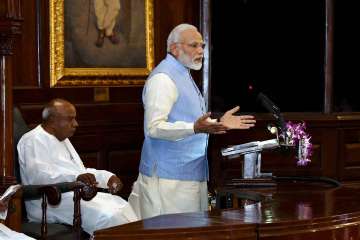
[13,107,30,183]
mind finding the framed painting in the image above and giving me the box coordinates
[50,0,154,87]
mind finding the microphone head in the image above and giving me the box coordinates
[257,92,280,114]
[257,92,287,133]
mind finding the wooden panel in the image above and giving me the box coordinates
[108,150,140,175]
[338,128,360,180]
[259,217,360,240]
[344,143,360,166]
[13,0,38,88]
[78,152,99,169]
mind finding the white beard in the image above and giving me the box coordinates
[178,51,202,70]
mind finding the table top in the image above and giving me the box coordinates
[94,182,360,240]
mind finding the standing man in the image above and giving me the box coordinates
[94,0,120,47]
[130,23,256,219]
[17,99,137,234]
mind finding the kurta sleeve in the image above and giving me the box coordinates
[85,168,114,189]
[144,73,195,141]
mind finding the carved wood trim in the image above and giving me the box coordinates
[0,18,22,55]
[0,36,16,55]
[0,1,23,54]
[0,0,22,20]
[0,0,23,54]
[0,1,23,176]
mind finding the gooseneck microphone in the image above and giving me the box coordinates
[257,92,279,114]
[257,92,286,133]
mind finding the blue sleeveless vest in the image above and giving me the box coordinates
[139,54,208,181]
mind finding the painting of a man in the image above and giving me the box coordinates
[94,0,120,47]
[64,0,146,68]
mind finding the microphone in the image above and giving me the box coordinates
[257,92,286,133]
[257,92,280,114]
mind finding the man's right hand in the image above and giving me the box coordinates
[194,112,229,134]
[76,173,97,186]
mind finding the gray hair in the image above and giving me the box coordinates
[166,24,198,52]
[42,107,52,121]
[42,98,70,122]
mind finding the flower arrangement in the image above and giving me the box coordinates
[283,121,312,166]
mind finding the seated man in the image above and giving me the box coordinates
[17,98,138,234]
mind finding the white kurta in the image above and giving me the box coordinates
[17,125,138,234]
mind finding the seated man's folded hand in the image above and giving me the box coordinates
[76,173,97,186]
[107,175,123,194]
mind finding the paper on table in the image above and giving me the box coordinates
[0,184,22,201]
[0,210,7,220]
[0,184,21,220]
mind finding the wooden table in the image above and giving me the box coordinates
[94,182,360,239]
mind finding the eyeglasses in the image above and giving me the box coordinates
[176,42,206,49]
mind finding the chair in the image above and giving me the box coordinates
[13,107,97,239]
[13,107,29,183]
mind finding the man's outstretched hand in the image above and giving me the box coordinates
[220,106,256,129]
[107,175,123,194]
[194,112,229,134]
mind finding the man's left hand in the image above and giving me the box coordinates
[107,175,123,194]
[220,106,256,129]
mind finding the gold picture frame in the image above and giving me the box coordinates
[50,0,154,87]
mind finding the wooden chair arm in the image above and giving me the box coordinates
[22,181,97,202]
[21,181,98,239]
[22,185,61,205]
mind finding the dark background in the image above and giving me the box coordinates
[211,0,325,113]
